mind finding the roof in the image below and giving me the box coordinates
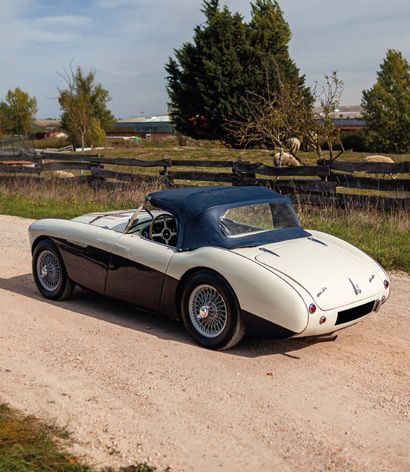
[117,114,170,124]
[147,186,308,250]
[332,118,365,127]
[34,119,61,129]
[148,186,286,219]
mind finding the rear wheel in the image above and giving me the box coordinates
[32,239,74,300]
[180,271,245,350]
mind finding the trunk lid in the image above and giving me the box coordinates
[233,236,382,310]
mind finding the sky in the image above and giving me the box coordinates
[0,0,409,119]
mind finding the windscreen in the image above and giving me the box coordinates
[220,202,301,238]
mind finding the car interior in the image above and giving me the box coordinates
[125,210,178,247]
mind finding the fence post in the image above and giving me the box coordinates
[232,159,256,186]
[317,159,329,182]
[162,153,173,187]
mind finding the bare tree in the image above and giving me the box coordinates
[227,62,345,163]
[310,72,345,160]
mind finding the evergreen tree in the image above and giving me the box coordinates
[166,0,309,145]
[362,50,410,153]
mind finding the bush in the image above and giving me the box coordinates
[33,137,70,149]
[341,130,368,152]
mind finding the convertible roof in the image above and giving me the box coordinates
[147,186,288,220]
[146,186,308,250]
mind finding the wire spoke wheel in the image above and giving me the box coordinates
[188,284,228,338]
[36,250,62,292]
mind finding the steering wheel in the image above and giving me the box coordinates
[148,213,178,245]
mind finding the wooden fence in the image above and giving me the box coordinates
[0,151,409,210]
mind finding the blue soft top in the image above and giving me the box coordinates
[147,186,309,250]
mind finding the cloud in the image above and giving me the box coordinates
[0,0,409,118]
[33,15,92,27]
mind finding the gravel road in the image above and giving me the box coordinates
[0,215,409,471]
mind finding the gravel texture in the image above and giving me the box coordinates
[0,215,409,471]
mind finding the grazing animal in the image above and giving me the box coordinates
[273,152,300,167]
[364,155,397,179]
[50,170,75,179]
[286,137,301,156]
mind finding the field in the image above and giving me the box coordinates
[1,142,409,273]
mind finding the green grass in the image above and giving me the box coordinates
[0,192,123,220]
[0,403,159,472]
[0,180,160,220]
[0,179,408,273]
[298,205,410,273]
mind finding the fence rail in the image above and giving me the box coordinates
[0,151,409,210]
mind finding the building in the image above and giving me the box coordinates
[314,106,365,132]
[109,115,174,140]
[32,119,67,140]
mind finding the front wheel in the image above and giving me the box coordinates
[180,271,245,350]
[32,239,75,300]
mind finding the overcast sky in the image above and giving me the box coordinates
[0,0,409,119]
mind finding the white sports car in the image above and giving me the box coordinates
[29,186,390,350]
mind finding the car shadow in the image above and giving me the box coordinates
[0,273,322,359]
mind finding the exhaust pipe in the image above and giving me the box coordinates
[301,333,338,343]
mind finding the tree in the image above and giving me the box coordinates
[58,66,114,149]
[228,66,344,162]
[166,0,309,146]
[0,87,38,136]
[362,49,410,153]
[0,103,7,138]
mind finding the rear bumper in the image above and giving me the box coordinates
[294,288,389,337]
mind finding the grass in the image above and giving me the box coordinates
[0,180,162,220]
[0,178,408,273]
[0,403,159,471]
[0,403,90,471]
[77,143,409,198]
[297,204,410,273]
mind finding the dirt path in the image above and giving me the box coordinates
[0,215,409,471]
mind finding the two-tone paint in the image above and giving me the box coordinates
[28,209,390,339]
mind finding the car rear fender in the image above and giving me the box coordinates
[166,247,311,334]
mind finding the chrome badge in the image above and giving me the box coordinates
[349,278,361,295]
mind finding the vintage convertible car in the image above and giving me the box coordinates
[29,186,390,350]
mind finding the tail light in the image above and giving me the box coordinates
[384,280,389,289]
[309,304,317,314]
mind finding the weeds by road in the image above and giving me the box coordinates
[0,403,158,471]
[0,402,90,471]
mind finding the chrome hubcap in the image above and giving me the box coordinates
[189,284,227,338]
[199,305,210,319]
[36,250,62,291]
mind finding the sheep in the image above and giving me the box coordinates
[364,155,397,179]
[273,152,301,167]
[50,170,75,179]
[364,155,394,164]
[286,137,301,156]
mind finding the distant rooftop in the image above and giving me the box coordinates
[35,119,61,128]
[117,114,170,123]
[314,105,363,119]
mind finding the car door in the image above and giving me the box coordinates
[106,233,175,312]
